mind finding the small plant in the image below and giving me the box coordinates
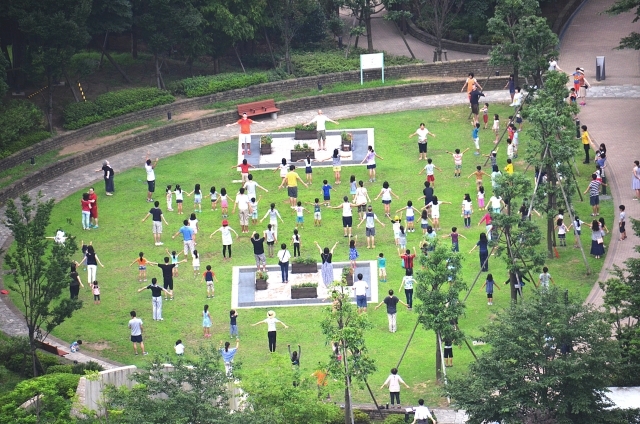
[294,282,318,288]
[293,256,317,265]
[341,267,351,277]
[293,143,312,151]
[295,122,316,131]
[341,131,352,142]
[256,271,269,280]
[260,134,273,145]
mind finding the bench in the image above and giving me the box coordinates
[237,99,280,119]
[36,340,68,356]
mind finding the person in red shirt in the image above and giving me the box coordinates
[398,247,416,271]
[226,112,262,155]
[81,193,92,230]
[88,187,99,229]
[230,159,255,183]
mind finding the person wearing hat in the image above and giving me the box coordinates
[357,205,386,249]
[252,310,289,352]
[578,68,591,106]
[226,112,263,155]
[210,220,239,261]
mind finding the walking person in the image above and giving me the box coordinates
[144,156,159,202]
[375,289,408,333]
[408,123,436,160]
[276,243,291,283]
[141,201,169,246]
[304,109,339,151]
[69,264,84,299]
[128,311,147,355]
[96,160,115,196]
[315,241,339,287]
[137,278,170,321]
[357,205,385,248]
[226,112,262,155]
[78,245,104,286]
[252,310,288,353]
[381,368,410,409]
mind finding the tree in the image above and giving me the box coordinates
[2,194,81,377]
[0,47,9,98]
[600,218,640,386]
[447,288,620,424]
[412,0,461,61]
[516,15,559,88]
[606,0,640,49]
[413,241,466,382]
[342,0,383,53]
[320,284,377,424]
[267,0,316,74]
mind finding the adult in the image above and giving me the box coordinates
[548,57,563,72]
[461,72,482,103]
[380,368,410,409]
[226,112,262,155]
[315,241,338,287]
[361,146,383,182]
[277,243,291,283]
[251,232,267,272]
[419,181,435,214]
[375,289,408,333]
[352,273,369,313]
[243,174,269,200]
[144,157,159,203]
[357,205,385,249]
[157,256,184,300]
[469,84,485,126]
[590,220,605,259]
[220,339,240,374]
[128,311,147,355]
[142,201,169,246]
[412,398,437,424]
[137,277,170,321]
[469,233,490,272]
[279,165,308,207]
[252,310,288,353]
[172,219,195,256]
[304,109,339,151]
[69,264,84,299]
[578,68,591,105]
[88,187,99,229]
[408,123,436,161]
[509,86,523,111]
[503,74,515,102]
[79,245,104,285]
[353,180,371,220]
[331,196,357,238]
[632,160,640,200]
[399,268,415,310]
[232,187,251,233]
[443,338,454,367]
[583,173,603,216]
[96,160,114,196]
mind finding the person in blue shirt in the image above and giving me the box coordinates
[321,180,335,206]
[172,219,195,256]
[220,339,240,375]
[70,340,82,353]
[472,123,481,156]
[378,253,387,282]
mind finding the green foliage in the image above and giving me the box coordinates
[353,409,371,423]
[0,50,9,98]
[295,122,317,131]
[169,72,269,98]
[514,15,559,87]
[606,0,640,49]
[383,413,409,424]
[296,1,329,46]
[63,87,175,129]
[447,288,620,424]
[0,100,46,153]
[293,255,317,264]
[295,282,318,288]
[46,365,73,374]
[289,49,417,77]
[447,28,468,42]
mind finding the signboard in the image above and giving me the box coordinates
[360,53,384,85]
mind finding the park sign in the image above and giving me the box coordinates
[360,53,384,85]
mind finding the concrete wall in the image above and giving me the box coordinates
[82,365,137,412]
[405,21,493,55]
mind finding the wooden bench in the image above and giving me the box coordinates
[36,340,68,356]
[237,99,280,119]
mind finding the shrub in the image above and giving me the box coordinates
[295,122,317,131]
[353,409,371,424]
[72,361,105,375]
[169,72,269,98]
[294,282,318,288]
[448,28,468,42]
[63,87,175,130]
[478,34,494,45]
[293,256,317,264]
[289,49,418,77]
[46,365,73,374]
[0,100,46,151]
[383,413,408,424]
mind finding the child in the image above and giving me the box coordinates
[461,193,473,228]
[425,226,437,250]
[537,266,555,289]
[396,201,416,233]
[477,185,486,210]
[230,310,239,338]
[481,273,499,305]
[250,196,262,226]
[189,213,199,243]
[378,253,387,282]
[70,340,82,353]
[192,250,200,278]
[299,155,313,185]
[166,249,182,277]
[504,158,514,175]
[166,185,174,212]
[599,217,609,234]
[446,148,470,178]
[481,103,489,129]
[265,224,277,257]
[349,237,359,272]
[442,227,467,252]
[321,180,335,206]
[555,218,571,247]
[569,87,577,105]
[175,339,185,355]
[188,183,203,213]
[420,209,430,235]
[292,229,301,257]
[261,203,284,238]
[174,184,185,215]
[398,226,407,250]
[309,198,322,227]
[130,252,148,282]
[292,201,309,229]
[573,215,587,247]
[231,159,254,184]
[492,114,500,143]
[209,186,218,211]
[425,196,451,231]
[515,111,523,132]
[467,165,489,188]
[512,126,519,158]
[374,181,400,217]
[219,188,231,218]
[472,123,481,156]
[399,247,416,272]
[418,158,442,187]
[202,265,218,298]
[619,205,626,241]
[202,304,212,338]
[349,175,357,196]
[274,158,288,186]
[506,138,514,161]
[210,220,239,261]
[92,281,101,305]
[391,214,402,246]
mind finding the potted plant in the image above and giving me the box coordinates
[290,142,315,162]
[291,282,318,299]
[260,134,273,155]
[294,122,317,140]
[255,271,269,290]
[341,131,353,152]
[341,267,354,286]
[291,256,317,274]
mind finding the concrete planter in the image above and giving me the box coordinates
[255,278,268,290]
[291,263,317,274]
[260,144,272,155]
[291,287,318,299]
[290,150,315,162]
[295,129,317,140]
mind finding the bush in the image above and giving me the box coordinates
[477,34,494,45]
[0,131,51,160]
[289,49,418,77]
[448,28,468,42]
[353,409,371,424]
[0,100,46,151]
[169,72,269,98]
[46,365,73,374]
[63,87,175,130]
[383,413,408,424]
[72,361,104,375]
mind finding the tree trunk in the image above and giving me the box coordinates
[546,165,557,258]
[63,69,79,103]
[154,54,162,89]
[47,73,54,133]
[233,44,246,74]
[99,31,109,70]
[435,335,443,382]
[104,51,132,83]
[364,11,374,53]
[264,28,278,69]
[509,271,519,303]
[29,329,38,377]
[131,26,138,59]
[213,58,219,74]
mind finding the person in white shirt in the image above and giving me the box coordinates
[352,273,369,313]
[412,398,436,424]
[144,157,158,202]
[174,339,185,355]
[232,187,251,234]
[488,195,505,214]
[252,310,288,352]
[243,174,268,199]
[304,109,339,151]
[408,123,436,161]
[548,58,563,72]
[381,367,410,409]
[276,243,292,283]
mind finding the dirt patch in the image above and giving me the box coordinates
[59,128,142,156]
[84,341,110,351]
[172,109,215,121]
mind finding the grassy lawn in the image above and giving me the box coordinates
[8,105,610,407]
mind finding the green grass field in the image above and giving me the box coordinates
[11,105,611,406]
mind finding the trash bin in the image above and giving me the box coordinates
[596,56,605,81]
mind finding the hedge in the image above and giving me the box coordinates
[169,72,269,98]
[63,87,175,130]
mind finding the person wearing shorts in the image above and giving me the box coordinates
[279,165,308,207]
[443,339,453,367]
[304,109,339,151]
[226,112,262,155]
[408,123,436,161]
[142,201,168,246]
[352,273,369,313]
[128,311,147,355]
[172,220,195,256]
[233,187,251,233]
[331,196,356,238]
[357,205,385,249]
[144,157,158,202]
[251,232,267,272]
[469,85,485,126]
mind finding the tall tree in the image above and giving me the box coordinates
[0,47,9,98]
[342,0,383,53]
[320,285,377,424]
[3,194,81,377]
[606,0,640,49]
[267,0,316,73]
[447,288,620,424]
[413,241,466,382]
[516,15,559,88]
[411,0,461,61]
[87,0,133,82]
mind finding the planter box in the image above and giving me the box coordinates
[343,273,354,286]
[295,129,317,140]
[260,144,272,155]
[290,150,315,163]
[341,140,352,152]
[291,287,318,299]
[255,278,268,290]
[291,262,317,274]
